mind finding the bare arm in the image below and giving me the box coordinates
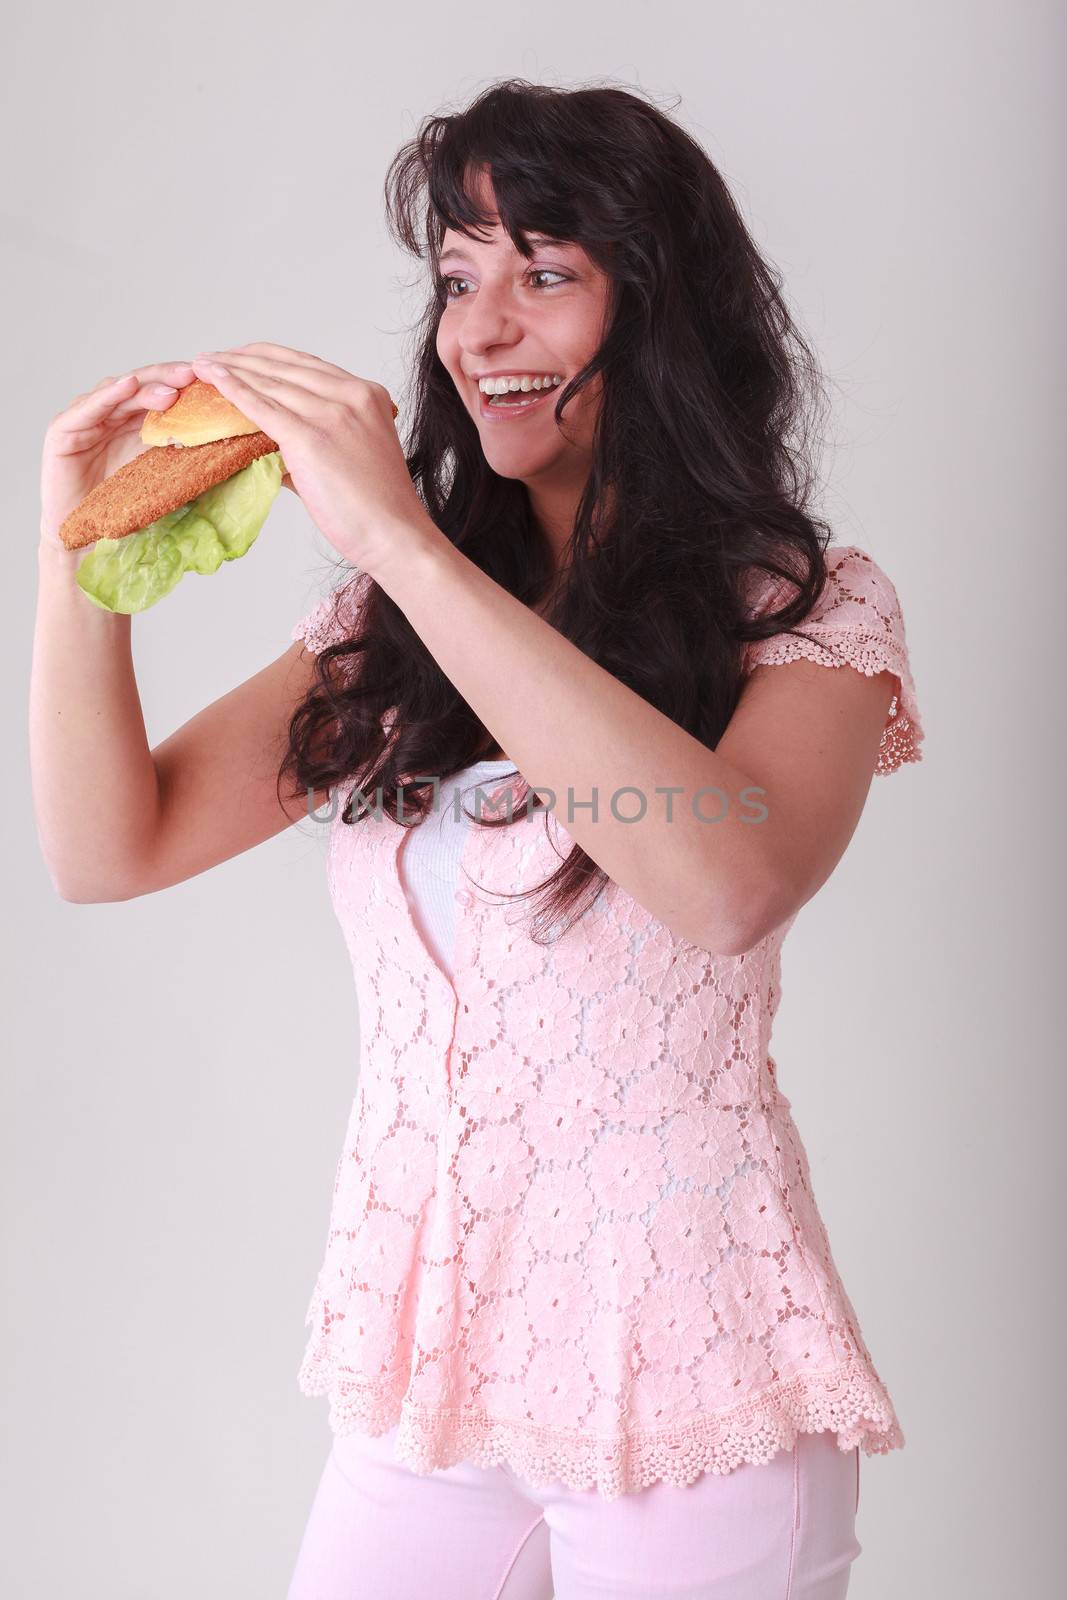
[138,634,323,899]
[30,538,162,902]
[374,534,899,955]
[30,538,324,903]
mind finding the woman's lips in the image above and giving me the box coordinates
[476,384,556,422]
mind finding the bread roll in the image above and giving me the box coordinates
[140,378,259,448]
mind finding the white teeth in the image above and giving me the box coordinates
[478,373,562,395]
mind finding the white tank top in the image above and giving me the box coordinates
[397,757,517,980]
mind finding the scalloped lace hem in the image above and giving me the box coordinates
[297,1353,904,1500]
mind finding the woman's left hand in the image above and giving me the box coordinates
[189,343,440,576]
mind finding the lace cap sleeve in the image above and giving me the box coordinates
[290,570,367,655]
[742,544,924,776]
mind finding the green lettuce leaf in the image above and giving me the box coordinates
[75,450,286,615]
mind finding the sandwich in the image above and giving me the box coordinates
[58,378,287,615]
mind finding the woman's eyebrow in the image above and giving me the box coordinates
[438,237,575,268]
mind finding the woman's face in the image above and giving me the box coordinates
[434,190,613,492]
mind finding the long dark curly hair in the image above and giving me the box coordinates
[277,77,836,945]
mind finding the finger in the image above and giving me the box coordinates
[188,357,308,427]
[216,341,335,371]
[90,360,196,395]
[112,383,184,418]
[207,343,380,391]
[197,354,353,416]
[198,352,398,418]
[52,377,184,435]
[130,359,198,387]
[228,347,395,406]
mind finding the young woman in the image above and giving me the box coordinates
[32,81,923,1600]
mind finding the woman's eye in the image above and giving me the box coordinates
[440,269,569,299]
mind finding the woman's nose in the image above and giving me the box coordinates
[454,280,525,338]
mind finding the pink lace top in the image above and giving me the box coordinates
[288,542,923,1499]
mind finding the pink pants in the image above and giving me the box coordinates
[286,1421,863,1599]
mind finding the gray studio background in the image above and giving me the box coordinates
[6,3,1061,1596]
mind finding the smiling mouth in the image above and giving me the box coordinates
[477,385,557,421]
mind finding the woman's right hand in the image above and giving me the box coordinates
[40,361,198,553]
